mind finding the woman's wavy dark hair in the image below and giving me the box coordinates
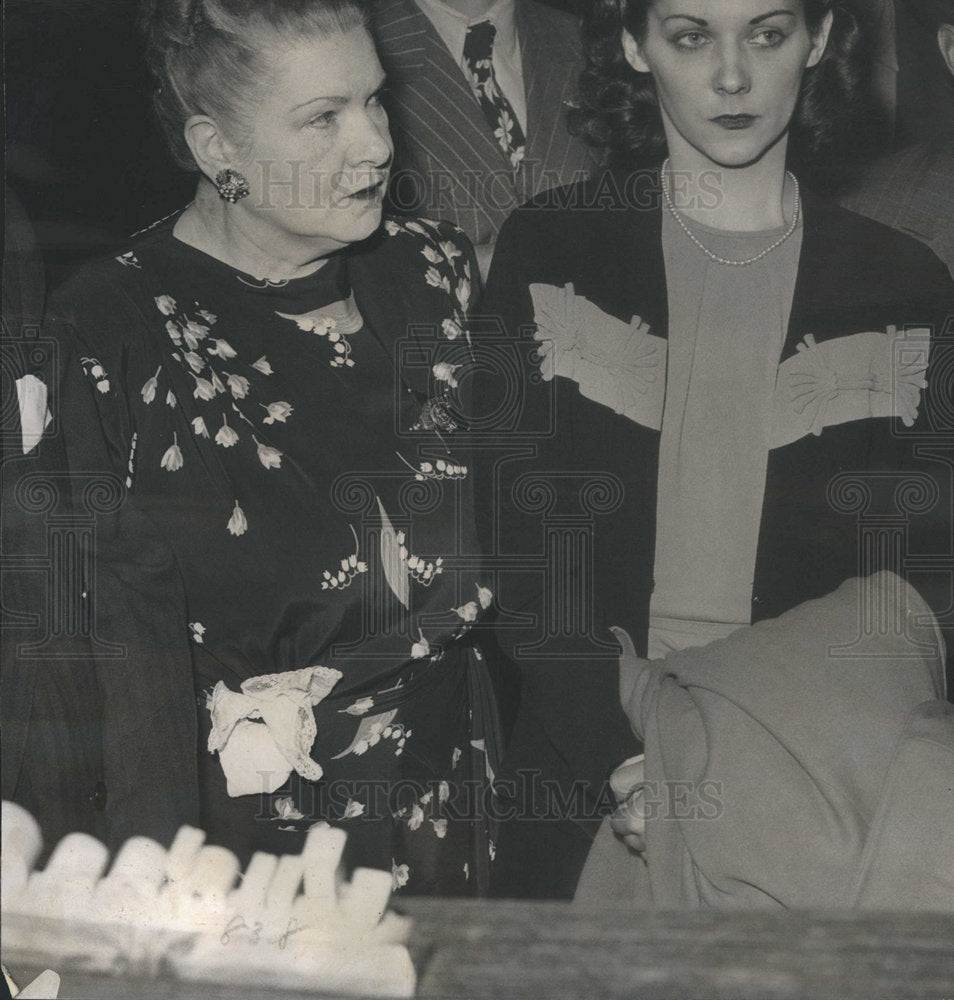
[568,0,882,191]
[140,0,368,171]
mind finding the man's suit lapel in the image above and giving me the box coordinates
[517,0,594,200]
[375,0,516,233]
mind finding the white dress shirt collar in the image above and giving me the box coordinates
[415,0,520,68]
[414,0,526,132]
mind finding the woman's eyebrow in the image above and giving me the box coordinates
[663,15,708,26]
[290,95,347,112]
[750,9,797,24]
[662,9,797,27]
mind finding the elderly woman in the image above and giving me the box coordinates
[480,0,954,898]
[26,0,498,896]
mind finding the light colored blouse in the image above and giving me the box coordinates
[648,208,803,658]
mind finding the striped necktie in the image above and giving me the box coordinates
[462,19,526,171]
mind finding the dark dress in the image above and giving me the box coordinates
[39,212,500,895]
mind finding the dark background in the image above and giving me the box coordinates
[4,0,953,293]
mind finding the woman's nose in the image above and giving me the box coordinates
[713,43,751,96]
[349,111,393,168]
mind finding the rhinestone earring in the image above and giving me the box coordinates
[214,168,250,203]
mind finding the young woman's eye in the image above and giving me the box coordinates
[673,31,709,50]
[308,111,338,129]
[750,28,785,48]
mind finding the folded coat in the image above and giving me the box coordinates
[579,572,954,910]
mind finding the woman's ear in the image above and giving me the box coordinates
[805,9,834,68]
[621,28,652,73]
[939,24,954,78]
[184,115,237,184]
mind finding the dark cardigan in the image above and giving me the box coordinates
[476,168,954,898]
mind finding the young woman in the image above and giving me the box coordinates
[13,0,500,895]
[480,0,954,898]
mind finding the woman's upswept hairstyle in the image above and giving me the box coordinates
[141,0,368,171]
[568,0,880,190]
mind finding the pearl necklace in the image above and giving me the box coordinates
[660,158,801,267]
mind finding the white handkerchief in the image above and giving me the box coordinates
[207,665,343,798]
[15,375,52,455]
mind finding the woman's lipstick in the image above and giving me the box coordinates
[712,114,757,130]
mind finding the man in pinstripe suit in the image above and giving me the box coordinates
[371,0,598,278]
[842,0,954,277]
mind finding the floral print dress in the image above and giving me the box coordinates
[45,214,498,895]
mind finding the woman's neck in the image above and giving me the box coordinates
[174,179,331,282]
[663,143,794,233]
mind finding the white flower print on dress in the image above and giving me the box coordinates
[216,414,240,447]
[141,365,161,404]
[192,416,209,439]
[207,338,237,360]
[340,697,375,716]
[276,297,363,369]
[439,240,462,263]
[155,295,177,315]
[183,351,205,374]
[425,266,451,294]
[438,781,450,804]
[342,800,365,820]
[253,437,282,469]
[227,501,248,536]
[407,804,425,831]
[377,499,410,609]
[391,860,410,891]
[261,401,294,425]
[80,357,110,394]
[252,356,273,375]
[442,318,463,341]
[125,432,138,488]
[332,710,398,760]
[476,584,493,610]
[397,453,467,483]
[189,621,206,643]
[273,796,305,822]
[422,245,443,265]
[115,251,140,268]
[225,372,250,399]
[192,374,217,401]
[383,506,445,587]
[161,434,183,471]
[166,390,177,408]
[431,818,448,839]
[321,542,367,590]
[182,319,210,351]
[196,309,217,324]
[166,320,182,345]
[452,601,478,623]
[432,362,460,388]
[411,629,430,660]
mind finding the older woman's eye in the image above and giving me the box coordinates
[308,111,338,129]
[673,31,709,50]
